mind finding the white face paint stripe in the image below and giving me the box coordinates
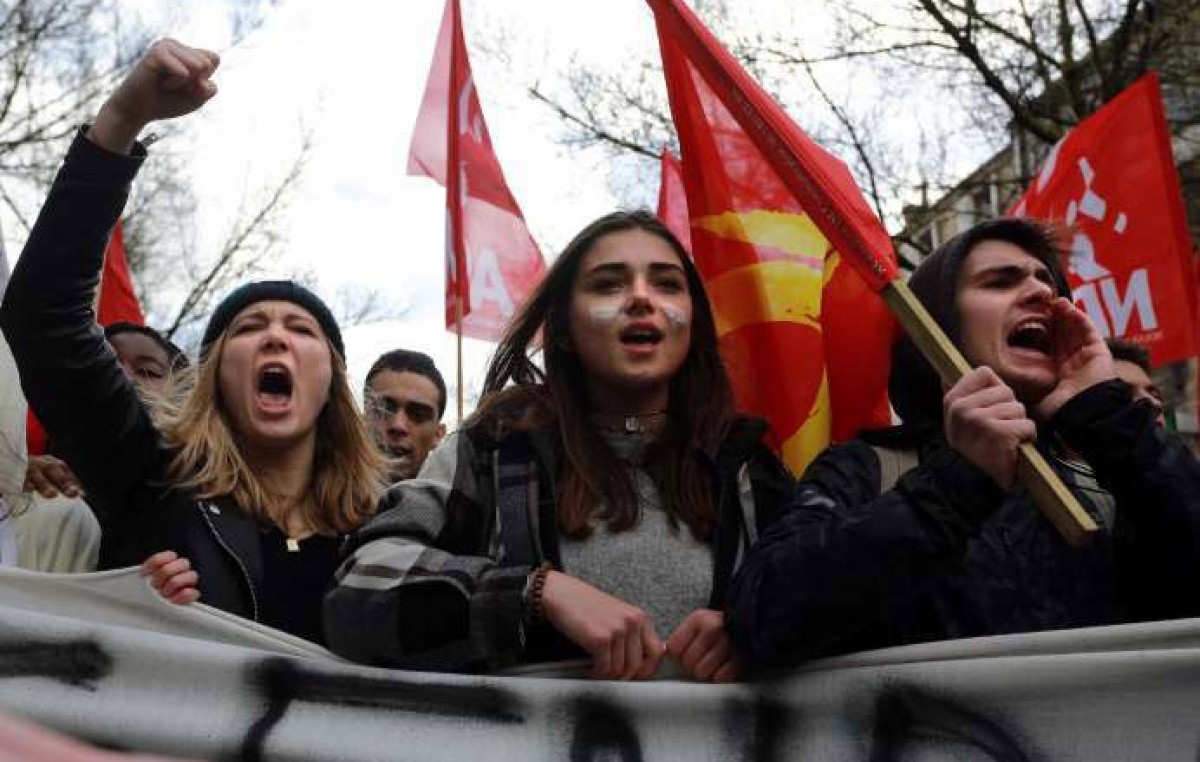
[663,305,690,328]
[586,302,689,328]
[587,305,623,323]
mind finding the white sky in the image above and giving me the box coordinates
[168,0,667,420]
[32,0,972,424]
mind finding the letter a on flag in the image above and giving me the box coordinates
[649,0,896,474]
[1010,73,1195,366]
[408,0,546,341]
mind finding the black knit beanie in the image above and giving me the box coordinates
[200,280,344,358]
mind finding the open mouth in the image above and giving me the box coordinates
[619,324,664,347]
[1007,319,1053,357]
[257,364,294,407]
[384,445,412,460]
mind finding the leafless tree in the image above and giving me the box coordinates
[0,0,308,342]
[157,132,310,345]
[518,1,936,234]
[521,0,1198,235]
[0,0,148,223]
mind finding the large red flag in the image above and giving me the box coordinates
[650,0,896,474]
[1010,73,1194,366]
[407,0,546,341]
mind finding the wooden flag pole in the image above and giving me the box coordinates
[881,280,1098,546]
[455,294,465,425]
[645,0,1093,545]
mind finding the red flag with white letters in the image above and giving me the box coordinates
[408,0,546,341]
[1009,73,1194,366]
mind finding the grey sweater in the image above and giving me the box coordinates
[560,431,711,636]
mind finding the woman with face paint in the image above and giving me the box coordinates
[327,211,793,681]
[0,40,385,644]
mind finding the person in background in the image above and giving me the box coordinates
[103,321,189,396]
[3,323,185,573]
[1105,337,1165,428]
[22,322,186,502]
[725,218,1200,670]
[325,210,793,681]
[0,39,384,642]
[363,349,447,482]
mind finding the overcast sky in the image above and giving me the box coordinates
[161,0,673,420]
[102,0,966,425]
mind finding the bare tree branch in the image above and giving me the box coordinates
[331,283,411,328]
[795,57,888,221]
[163,136,309,340]
[916,0,1064,142]
[528,85,660,159]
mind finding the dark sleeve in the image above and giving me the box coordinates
[1053,380,1200,620]
[746,443,796,535]
[725,438,1004,668]
[323,433,531,672]
[0,130,159,531]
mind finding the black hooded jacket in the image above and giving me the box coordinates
[725,221,1200,668]
[0,132,308,633]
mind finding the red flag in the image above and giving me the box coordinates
[1194,247,1200,432]
[1010,73,1195,367]
[96,221,144,327]
[650,0,895,473]
[24,410,46,456]
[656,149,692,251]
[408,0,546,341]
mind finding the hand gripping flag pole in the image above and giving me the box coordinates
[649,0,1096,544]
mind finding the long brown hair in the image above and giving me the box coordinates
[475,210,735,540]
[155,331,385,534]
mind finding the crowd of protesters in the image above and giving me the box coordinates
[0,36,1198,700]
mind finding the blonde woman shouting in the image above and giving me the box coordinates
[0,40,384,644]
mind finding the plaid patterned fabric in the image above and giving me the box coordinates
[325,418,793,671]
[327,429,532,671]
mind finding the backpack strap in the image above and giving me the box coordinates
[489,434,542,568]
[872,444,920,494]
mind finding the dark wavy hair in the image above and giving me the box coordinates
[473,210,735,540]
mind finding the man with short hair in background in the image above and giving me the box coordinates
[363,349,447,482]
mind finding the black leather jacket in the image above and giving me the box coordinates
[1,131,264,620]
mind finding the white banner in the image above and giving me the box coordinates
[2,566,1200,761]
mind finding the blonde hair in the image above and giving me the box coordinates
[154,330,385,534]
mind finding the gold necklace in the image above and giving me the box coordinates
[267,505,311,553]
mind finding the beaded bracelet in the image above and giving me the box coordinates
[524,561,553,625]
